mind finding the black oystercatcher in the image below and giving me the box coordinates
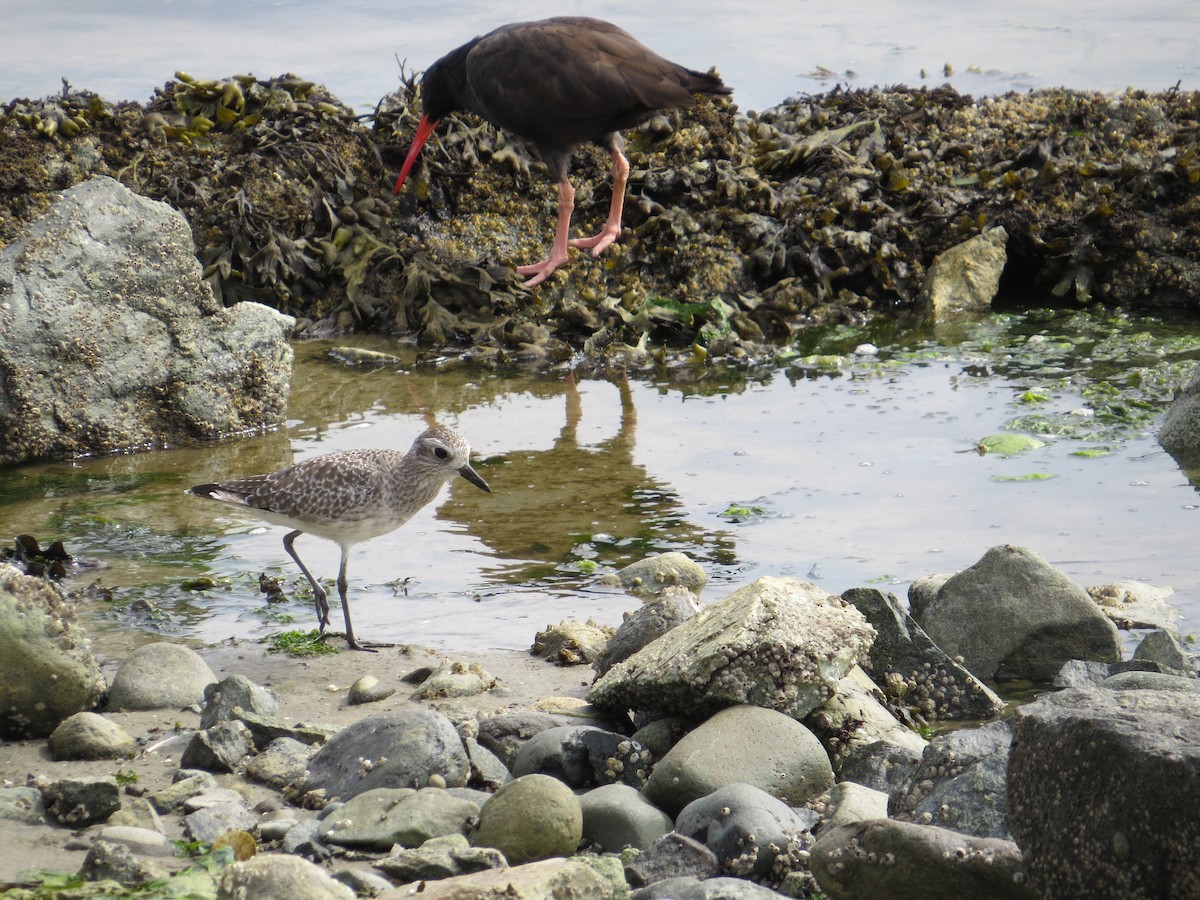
[393,17,730,287]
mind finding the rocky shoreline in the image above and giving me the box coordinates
[1,545,1198,899]
[2,76,1199,372]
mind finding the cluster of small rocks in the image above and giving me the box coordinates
[1,544,1198,899]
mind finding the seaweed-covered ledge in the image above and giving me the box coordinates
[2,76,1198,369]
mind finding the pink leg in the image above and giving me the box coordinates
[516,178,575,287]
[569,145,630,256]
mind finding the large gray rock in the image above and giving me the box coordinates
[402,858,611,899]
[916,545,1121,681]
[302,710,468,801]
[842,587,1004,720]
[0,564,106,738]
[589,576,875,720]
[318,787,478,850]
[889,720,1012,839]
[594,587,703,677]
[0,176,294,464]
[470,774,582,865]
[1158,365,1200,469]
[579,783,673,852]
[1009,687,1200,899]
[643,704,833,816]
[675,782,817,883]
[217,854,355,900]
[809,819,1032,900]
[106,642,216,711]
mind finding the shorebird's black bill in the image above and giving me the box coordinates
[459,464,491,493]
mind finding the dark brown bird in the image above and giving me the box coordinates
[393,17,730,286]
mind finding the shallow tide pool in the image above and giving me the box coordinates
[2,311,1197,655]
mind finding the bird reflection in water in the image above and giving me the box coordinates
[440,373,736,585]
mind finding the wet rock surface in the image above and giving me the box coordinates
[0,563,106,738]
[1009,687,1200,900]
[0,175,294,464]
[915,544,1123,681]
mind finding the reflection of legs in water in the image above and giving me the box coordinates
[563,369,637,444]
[617,369,636,438]
[564,371,582,440]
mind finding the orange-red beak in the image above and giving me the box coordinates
[393,114,439,194]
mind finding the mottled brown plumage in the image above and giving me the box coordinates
[394,17,730,286]
[189,425,491,650]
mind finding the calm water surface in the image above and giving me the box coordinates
[4,1,1197,112]
[2,317,1197,655]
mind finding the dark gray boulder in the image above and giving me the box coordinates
[1009,687,1200,899]
[302,710,469,801]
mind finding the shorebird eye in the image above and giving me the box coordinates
[433,446,450,459]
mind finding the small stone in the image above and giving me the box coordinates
[532,619,615,666]
[93,825,175,858]
[624,832,718,888]
[348,674,395,705]
[245,737,314,789]
[148,772,219,813]
[42,775,121,826]
[0,786,46,824]
[49,712,138,760]
[199,674,279,728]
[77,840,166,885]
[597,552,708,597]
[415,661,499,699]
[180,720,256,773]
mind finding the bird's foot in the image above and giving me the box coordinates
[345,636,398,652]
[313,589,332,630]
[352,639,396,652]
[569,225,621,257]
[516,253,569,287]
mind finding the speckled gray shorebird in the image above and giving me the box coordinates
[188,425,491,650]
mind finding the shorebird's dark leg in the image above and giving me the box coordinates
[570,139,630,256]
[334,546,366,651]
[283,530,330,630]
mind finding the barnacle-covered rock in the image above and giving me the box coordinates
[587,576,875,720]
